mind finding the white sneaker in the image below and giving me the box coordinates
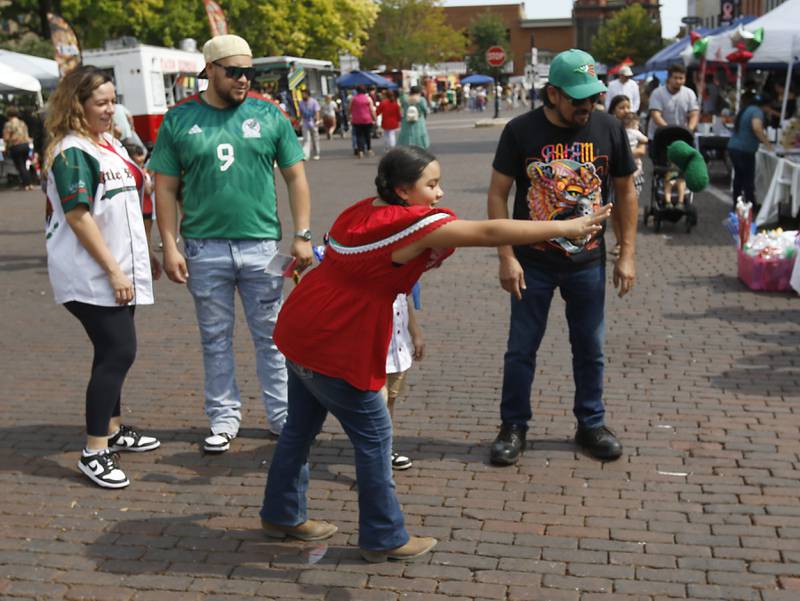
[108,425,160,452]
[203,431,235,453]
[78,449,129,489]
[391,452,413,470]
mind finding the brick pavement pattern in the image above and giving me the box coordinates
[1,109,799,601]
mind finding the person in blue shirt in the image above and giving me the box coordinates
[727,91,773,210]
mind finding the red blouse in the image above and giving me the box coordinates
[377,99,402,131]
[274,197,457,391]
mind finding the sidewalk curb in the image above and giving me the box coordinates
[474,118,510,128]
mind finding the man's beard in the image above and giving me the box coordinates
[557,105,590,128]
[214,81,248,107]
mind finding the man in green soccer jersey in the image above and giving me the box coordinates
[150,35,312,453]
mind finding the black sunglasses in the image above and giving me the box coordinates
[558,88,599,107]
[213,62,256,81]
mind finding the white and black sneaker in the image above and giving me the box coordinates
[203,431,235,453]
[78,449,129,489]
[391,452,413,470]
[108,425,160,452]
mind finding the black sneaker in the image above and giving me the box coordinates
[489,423,526,466]
[203,431,234,453]
[108,425,160,452]
[391,452,413,470]
[575,425,623,461]
[78,449,129,489]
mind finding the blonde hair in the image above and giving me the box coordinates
[44,66,114,169]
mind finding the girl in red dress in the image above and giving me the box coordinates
[259,146,610,562]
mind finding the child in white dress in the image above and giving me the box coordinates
[383,292,424,470]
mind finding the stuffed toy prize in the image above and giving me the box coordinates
[667,140,709,192]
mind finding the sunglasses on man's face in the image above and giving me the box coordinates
[558,88,599,107]
[214,62,256,81]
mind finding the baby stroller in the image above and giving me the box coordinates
[643,125,699,233]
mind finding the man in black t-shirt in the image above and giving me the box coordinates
[487,49,638,465]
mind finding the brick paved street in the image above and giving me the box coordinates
[1,108,799,601]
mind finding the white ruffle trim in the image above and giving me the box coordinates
[328,212,450,255]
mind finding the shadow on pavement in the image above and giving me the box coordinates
[664,306,800,324]
[84,513,361,595]
[668,273,744,294]
[0,253,46,272]
[710,348,800,396]
[0,229,42,236]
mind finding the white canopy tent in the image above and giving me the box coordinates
[683,0,800,65]
[0,50,59,89]
[0,62,42,94]
[681,0,800,120]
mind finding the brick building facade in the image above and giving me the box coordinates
[688,0,788,29]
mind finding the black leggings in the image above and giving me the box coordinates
[65,302,137,437]
[9,143,32,187]
[353,124,372,152]
[728,148,756,209]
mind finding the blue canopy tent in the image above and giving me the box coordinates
[461,74,494,85]
[336,70,397,89]
[643,16,755,71]
[634,70,667,82]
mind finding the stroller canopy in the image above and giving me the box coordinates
[650,126,695,166]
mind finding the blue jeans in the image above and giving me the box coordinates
[185,238,288,436]
[260,362,408,551]
[500,262,606,430]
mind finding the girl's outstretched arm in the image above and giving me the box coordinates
[391,205,611,264]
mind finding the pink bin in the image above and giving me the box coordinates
[737,249,795,292]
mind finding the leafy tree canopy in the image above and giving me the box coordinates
[590,4,664,66]
[362,0,466,70]
[466,11,509,74]
[0,0,377,62]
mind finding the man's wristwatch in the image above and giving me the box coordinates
[294,228,312,242]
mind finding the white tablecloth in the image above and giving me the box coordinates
[755,148,800,226]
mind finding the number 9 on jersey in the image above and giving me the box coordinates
[217,143,235,172]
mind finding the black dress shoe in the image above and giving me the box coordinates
[490,423,526,466]
[575,425,623,461]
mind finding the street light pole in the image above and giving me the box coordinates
[494,68,500,118]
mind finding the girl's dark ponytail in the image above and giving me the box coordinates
[375,146,437,206]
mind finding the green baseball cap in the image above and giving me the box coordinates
[548,49,607,99]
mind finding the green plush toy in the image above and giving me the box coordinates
[667,140,709,192]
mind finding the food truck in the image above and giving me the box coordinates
[251,56,337,129]
[83,40,206,144]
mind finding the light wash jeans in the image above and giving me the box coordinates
[261,362,409,551]
[302,124,320,159]
[184,238,288,436]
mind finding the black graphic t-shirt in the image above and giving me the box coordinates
[492,107,635,271]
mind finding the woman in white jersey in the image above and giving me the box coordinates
[44,66,162,489]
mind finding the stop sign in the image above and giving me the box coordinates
[486,46,506,67]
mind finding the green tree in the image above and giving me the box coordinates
[0,33,54,59]
[362,0,466,70]
[230,0,378,61]
[590,4,664,66]
[1,0,377,63]
[466,11,509,74]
